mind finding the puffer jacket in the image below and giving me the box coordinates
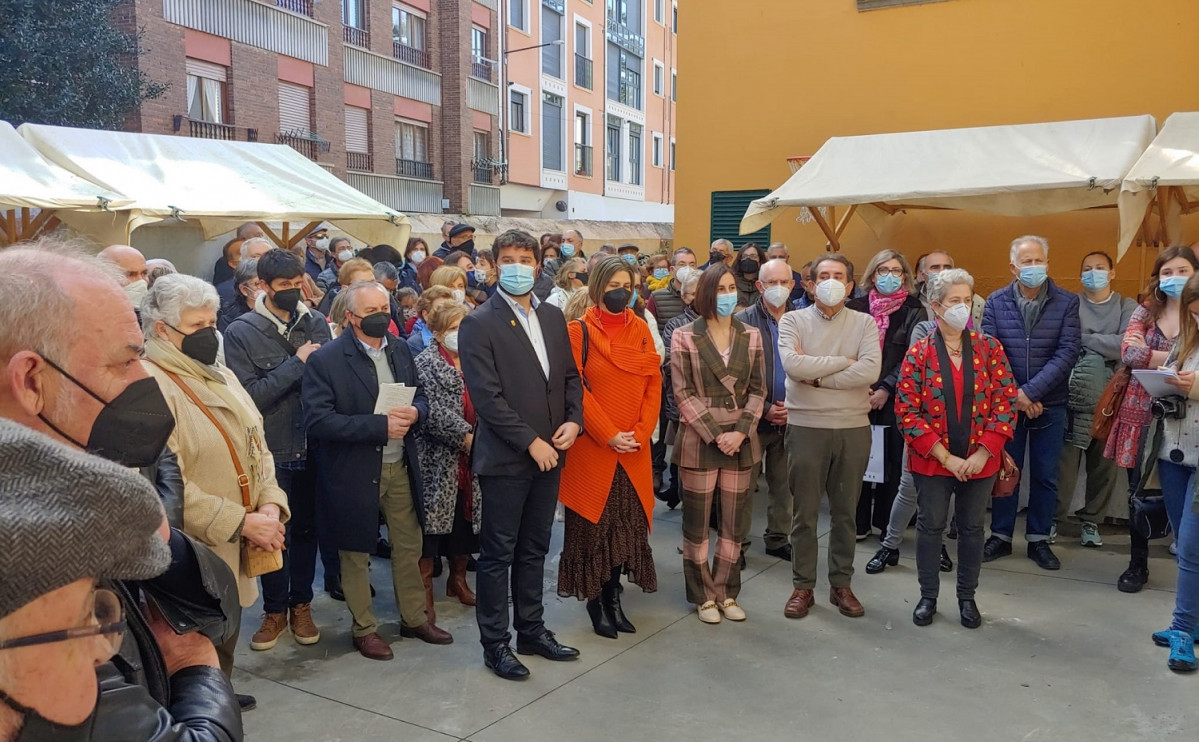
[981,279,1081,408]
[1066,349,1112,448]
[661,306,699,422]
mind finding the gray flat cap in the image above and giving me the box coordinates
[0,419,172,618]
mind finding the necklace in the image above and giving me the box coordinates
[944,339,963,357]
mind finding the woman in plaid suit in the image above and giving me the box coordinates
[670,264,766,624]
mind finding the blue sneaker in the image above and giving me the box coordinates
[1154,626,1199,647]
[1167,630,1198,672]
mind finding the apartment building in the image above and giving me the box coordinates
[502,0,676,222]
[118,0,505,217]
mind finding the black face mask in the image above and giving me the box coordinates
[575,271,589,286]
[0,688,96,742]
[167,324,220,366]
[272,287,302,313]
[357,312,391,338]
[38,358,175,468]
[458,239,475,254]
[711,251,726,263]
[602,288,631,314]
[739,258,760,275]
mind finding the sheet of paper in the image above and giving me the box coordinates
[1131,369,1181,399]
[374,383,415,414]
[863,425,886,484]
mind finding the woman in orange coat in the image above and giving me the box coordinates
[559,256,663,639]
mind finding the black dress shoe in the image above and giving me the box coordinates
[982,536,1012,562]
[865,547,899,574]
[940,544,954,573]
[765,544,793,561]
[237,694,257,712]
[375,538,392,559]
[484,644,530,680]
[959,599,982,629]
[587,597,618,639]
[466,555,478,572]
[516,630,580,661]
[912,597,937,627]
[1027,541,1061,570]
[325,575,345,602]
[1118,559,1149,593]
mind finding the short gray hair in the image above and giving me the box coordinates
[1009,235,1049,263]
[343,280,389,315]
[240,237,273,259]
[925,268,975,305]
[141,274,220,340]
[233,257,259,288]
[146,259,177,287]
[711,238,733,251]
[372,261,399,283]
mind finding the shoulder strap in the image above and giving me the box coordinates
[575,318,591,391]
[241,312,299,358]
[148,361,251,511]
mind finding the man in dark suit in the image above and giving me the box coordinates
[458,229,584,680]
[303,280,453,661]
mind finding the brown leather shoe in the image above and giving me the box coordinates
[446,556,477,606]
[830,586,865,618]
[250,611,288,651]
[289,603,320,646]
[784,589,815,619]
[400,621,454,645]
[352,632,394,661]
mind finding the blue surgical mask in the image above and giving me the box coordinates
[716,292,738,317]
[653,268,670,281]
[621,254,638,265]
[474,269,488,284]
[1160,274,1189,299]
[561,244,576,257]
[1018,264,1048,289]
[1080,269,1109,291]
[629,289,640,308]
[875,273,903,295]
[498,263,536,296]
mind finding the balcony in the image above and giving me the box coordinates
[276,131,329,160]
[173,116,259,142]
[542,0,565,12]
[605,20,645,56]
[470,59,494,83]
[344,25,369,47]
[574,144,593,176]
[574,54,593,89]
[344,46,440,106]
[347,151,373,171]
[470,183,501,216]
[472,162,493,184]
[396,158,434,180]
[164,0,327,65]
[347,171,443,214]
[274,0,312,15]
[393,41,430,69]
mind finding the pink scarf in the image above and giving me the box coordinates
[868,289,908,348]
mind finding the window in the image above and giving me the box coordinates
[574,110,592,176]
[509,0,527,30]
[651,132,662,168]
[395,119,430,178]
[575,21,590,57]
[471,26,492,80]
[653,61,664,96]
[605,115,622,181]
[712,191,772,246]
[392,4,427,66]
[509,90,528,134]
[343,0,366,29]
[474,131,491,183]
[542,93,564,172]
[185,59,226,124]
[671,69,677,102]
[574,22,592,89]
[628,123,642,186]
[672,1,677,33]
[345,107,369,154]
[541,6,563,78]
[654,0,664,23]
[278,82,311,133]
[608,46,642,109]
[670,138,675,171]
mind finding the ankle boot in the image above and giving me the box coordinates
[446,556,476,606]
[602,569,636,634]
[1118,553,1149,593]
[418,558,436,624]
[587,597,617,638]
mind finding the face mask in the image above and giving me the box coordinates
[338,249,354,263]
[925,269,941,280]
[474,269,489,284]
[442,331,460,353]
[356,311,391,338]
[1160,274,1189,298]
[738,258,760,275]
[763,285,791,308]
[498,263,536,296]
[561,244,576,257]
[38,358,175,468]
[602,288,631,314]
[272,287,302,314]
[314,237,330,251]
[938,303,971,331]
[0,688,96,742]
[710,251,726,264]
[1018,264,1048,289]
[875,273,903,295]
[621,254,638,265]
[123,279,148,307]
[716,292,738,318]
[544,257,558,269]
[1079,269,1109,291]
[575,271,589,286]
[653,268,671,281]
[168,324,220,366]
[459,239,475,254]
[410,250,426,266]
[452,289,466,304]
[815,278,847,307]
[675,266,696,285]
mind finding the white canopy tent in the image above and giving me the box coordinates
[739,115,1157,251]
[17,123,410,249]
[1117,112,1199,259]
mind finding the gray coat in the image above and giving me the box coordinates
[413,343,482,535]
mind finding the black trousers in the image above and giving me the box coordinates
[476,469,561,648]
[262,465,319,614]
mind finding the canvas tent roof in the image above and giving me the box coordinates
[0,121,128,212]
[740,115,1157,249]
[17,123,409,248]
[1117,112,1199,259]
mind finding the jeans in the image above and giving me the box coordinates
[261,465,318,614]
[882,444,918,550]
[1152,459,1193,538]
[1168,478,1199,634]
[990,405,1067,542]
[913,473,994,600]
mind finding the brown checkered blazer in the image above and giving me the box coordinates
[669,317,766,470]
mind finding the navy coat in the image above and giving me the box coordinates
[981,278,1081,408]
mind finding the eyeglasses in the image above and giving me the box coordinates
[0,588,125,657]
[875,266,905,278]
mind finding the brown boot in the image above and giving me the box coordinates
[446,556,476,606]
[830,586,865,618]
[400,621,454,645]
[419,557,436,624]
[250,612,288,650]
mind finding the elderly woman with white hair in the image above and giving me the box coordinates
[140,273,289,690]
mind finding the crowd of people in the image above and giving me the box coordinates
[2,222,1198,739]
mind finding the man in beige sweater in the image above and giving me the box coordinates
[777,254,881,620]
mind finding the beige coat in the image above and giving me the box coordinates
[143,338,290,606]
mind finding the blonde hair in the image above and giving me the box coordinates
[861,249,914,294]
[430,265,467,289]
[562,286,593,323]
[338,257,374,285]
[428,302,468,336]
[1175,274,1199,366]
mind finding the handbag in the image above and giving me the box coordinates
[151,363,284,578]
[991,449,1021,498]
[1090,366,1131,441]
[1129,421,1173,541]
[575,318,591,391]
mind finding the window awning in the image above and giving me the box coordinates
[1117,112,1199,259]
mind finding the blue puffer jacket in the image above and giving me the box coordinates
[981,279,1081,408]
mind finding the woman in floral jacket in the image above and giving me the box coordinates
[894,269,1017,630]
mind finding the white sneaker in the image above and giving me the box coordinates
[1048,523,1058,545]
[718,599,747,621]
[1170,540,1178,557]
[697,601,722,624]
[1080,522,1103,548]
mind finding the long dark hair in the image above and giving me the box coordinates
[1144,246,1199,325]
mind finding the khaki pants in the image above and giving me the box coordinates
[1056,438,1119,524]
[340,461,426,637]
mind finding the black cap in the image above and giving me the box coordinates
[449,224,475,239]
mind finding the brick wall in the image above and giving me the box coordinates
[124,0,187,135]
[228,43,278,141]
[438,0,471,212]
[312,0,347,177]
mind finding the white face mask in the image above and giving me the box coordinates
[338,249,354,263]
[938,303,971,331]
[675,266,696,285]
[762,284,791,309]
[442,331,460,353]
[452,288,466,304]
[314,237,330,251]
[123,278,148,307]
[410,250,426,266]
[814,278,847,307]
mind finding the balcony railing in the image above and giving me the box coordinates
[393,41,430,68]
[472,163,493,184]
[542,0,565,12]
[275,0,312,15]
[396,158,434,180]
[173,115,258,142]
[574,54,593,89]
[471,59,494,82]
[276,131,328,160]
[344,25,369,47]
[605,20,645,56]
[574,143,593,176]
[347,151,373,171]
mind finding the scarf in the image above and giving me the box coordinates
[583,306,661,379]
[868,289,908,348]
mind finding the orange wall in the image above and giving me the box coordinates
[565,1,605,195]
[505,6,541,187]
[643,5,675,205]
[675,0,1199,298]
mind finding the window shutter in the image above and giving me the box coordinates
[185,58,226,82]
[710,190,771,247]
[278,82,311,134]
[345,106,369,153]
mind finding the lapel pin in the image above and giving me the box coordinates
[510,320,516,326]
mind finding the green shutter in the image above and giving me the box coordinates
[710,189,771,248]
